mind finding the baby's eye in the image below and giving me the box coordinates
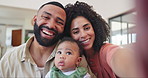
[57,51,62,54]
[66,52,72,55]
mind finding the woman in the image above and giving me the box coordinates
[64,1,137,78]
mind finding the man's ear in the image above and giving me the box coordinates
[76,57,82,66]
[32,15,37,26]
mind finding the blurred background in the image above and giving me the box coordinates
[0,0,135,59]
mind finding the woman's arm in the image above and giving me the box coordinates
[109,47,138,77]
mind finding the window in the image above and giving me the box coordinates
[109,9,136,45]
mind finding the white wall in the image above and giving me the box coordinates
[0,25,7,58]
[0,18,24,25]
[0,0,135,58]
[0,0,135,20]
[0,26,6,47]
[0,0,135,44]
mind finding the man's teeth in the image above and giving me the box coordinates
[42,30,53,36]
[81,39,89,43]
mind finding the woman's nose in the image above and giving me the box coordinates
[80,31,87,39]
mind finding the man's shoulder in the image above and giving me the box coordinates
[1,43,26,62]
[6,43,26,54]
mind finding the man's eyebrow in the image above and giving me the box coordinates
[43,11,52,16]
[43,11,64,22]
[57,17,64,22]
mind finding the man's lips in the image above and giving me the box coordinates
[41,28,55,36]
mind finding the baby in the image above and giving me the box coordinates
[45,37,90,78]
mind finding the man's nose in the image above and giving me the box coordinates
[46,19,56,30]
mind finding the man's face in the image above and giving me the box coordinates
[33,4,66,47]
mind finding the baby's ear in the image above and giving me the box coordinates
[78,57,82,62]
[76,57,82,66]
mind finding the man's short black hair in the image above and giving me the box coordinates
[39,1,65,12]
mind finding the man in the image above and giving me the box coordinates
[0,1,66,78]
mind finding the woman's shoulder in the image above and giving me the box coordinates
[101,43,121,52]
[100,43,122,65]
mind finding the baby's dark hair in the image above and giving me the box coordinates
[57,37,84,57]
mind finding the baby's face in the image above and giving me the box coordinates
[54,41,81,72]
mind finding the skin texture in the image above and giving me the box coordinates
[70,16,95,52]
[70,16,137,77]
[65,1,138,77]
[34,4,66,38]
[30,4,66,67]
[54,41,82,72]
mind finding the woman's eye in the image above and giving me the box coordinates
[72,31,79,34]
[57,51,62,54]
[66,52,72,55]
[84,27,90,30]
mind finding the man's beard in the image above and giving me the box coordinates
[33,22,63,47]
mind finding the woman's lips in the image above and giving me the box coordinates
[81,39,90,44]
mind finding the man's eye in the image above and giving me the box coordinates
[57,21,64,25]
[42,16,50,20]
[57,51,62,54]
[66,52,72,55]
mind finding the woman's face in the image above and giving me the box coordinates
[70,16,95,50]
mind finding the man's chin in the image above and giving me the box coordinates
[39,39,56,47]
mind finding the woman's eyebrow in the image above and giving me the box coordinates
[83,23,90,27]
[71,28,79,31]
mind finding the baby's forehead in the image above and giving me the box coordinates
[56,41,81,56]
[57,41,79,49]
[59,41,77,45]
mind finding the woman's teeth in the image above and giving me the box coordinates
[81,39,89,43]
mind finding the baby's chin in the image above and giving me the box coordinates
[58,67,76,72]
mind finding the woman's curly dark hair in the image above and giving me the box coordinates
[64,1,110,53]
